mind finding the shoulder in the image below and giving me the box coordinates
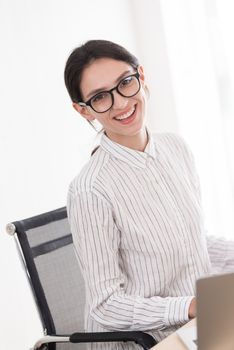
[151,131,187,147]
[151,131,193,160]
[68,147,110,198]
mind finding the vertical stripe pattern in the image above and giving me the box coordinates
[67,131,231,350]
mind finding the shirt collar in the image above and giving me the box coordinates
[100,128,157,168]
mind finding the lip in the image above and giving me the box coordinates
[113,105,137,125]
[113,105,136,119]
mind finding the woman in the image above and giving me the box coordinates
[64,40,233,349]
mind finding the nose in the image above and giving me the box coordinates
[112,90,128,110]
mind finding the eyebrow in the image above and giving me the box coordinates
[85,69,133,100]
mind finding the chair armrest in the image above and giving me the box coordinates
[32,331,157,350]
[31,335,69,349]
[70,331,157,349]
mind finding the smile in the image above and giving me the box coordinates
[113,105,136,121]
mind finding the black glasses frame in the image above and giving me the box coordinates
[78,72,141,113]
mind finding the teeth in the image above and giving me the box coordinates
[114,106,135,120]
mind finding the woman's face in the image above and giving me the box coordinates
[73,58,147,145]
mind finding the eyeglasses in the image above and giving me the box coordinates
[78,72,141,113]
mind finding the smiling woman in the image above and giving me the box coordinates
[63,40,234,350]
[64,40,148,151]
[74,57,147,149]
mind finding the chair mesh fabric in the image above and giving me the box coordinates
[27,218,70,247]
[25,218,87,349]
[16,212,156,350]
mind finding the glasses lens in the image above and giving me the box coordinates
[118,75,140,97]
[91,92,112,113]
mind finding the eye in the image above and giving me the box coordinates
[119,76,133,88]
[92,92,109,103]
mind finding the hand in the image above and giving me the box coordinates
[188,297,196,319]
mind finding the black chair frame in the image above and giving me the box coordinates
[6,207,157,350]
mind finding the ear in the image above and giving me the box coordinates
[72,103,95,121]
[138,65,145,84]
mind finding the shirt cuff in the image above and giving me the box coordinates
[164,296,195,327]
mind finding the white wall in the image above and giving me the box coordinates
[0,1,142,349]
[130,0,179,133]
[159,0,234,237]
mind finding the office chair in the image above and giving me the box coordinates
[6,207,157,350]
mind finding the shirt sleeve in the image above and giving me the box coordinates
[206,235,234,273]
[67,188,194,332]
[173,134,234,274]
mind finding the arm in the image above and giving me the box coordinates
[67,189,194,332]
[173,133,234,274]
[206,235,234,273]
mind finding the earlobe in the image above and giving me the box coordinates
[72,103,79,112]
[72,103,95,121]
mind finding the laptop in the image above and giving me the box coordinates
[176,273,234,350]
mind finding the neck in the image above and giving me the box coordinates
[106,127,148,152]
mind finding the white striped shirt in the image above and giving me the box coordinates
[67,130,234,349]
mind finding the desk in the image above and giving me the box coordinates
[151,319,196,349]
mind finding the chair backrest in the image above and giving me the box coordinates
[10,207,86,350]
